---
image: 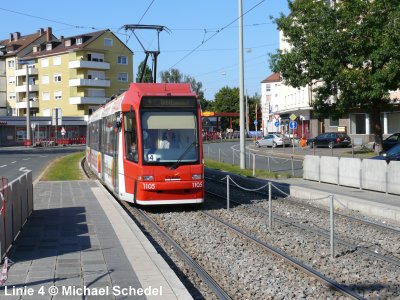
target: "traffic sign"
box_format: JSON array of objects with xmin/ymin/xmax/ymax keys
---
[
  {"xmin": 289, "ymin": 121, "xmax": 297, "ymax": 129},
  {"xmin": 253, "ymin": 120, "xmax": 258, "ymax": 125},
  {"xmin": 61, "ymin": 127, "xmax": 66, "ymax": 136},
  {"xmin": 290, "ymin": 113, "xmax": 297, "ymax": 121},
  {"xmin": 274, "ymin": 121, "xmax": 280, "ymax": 127}
]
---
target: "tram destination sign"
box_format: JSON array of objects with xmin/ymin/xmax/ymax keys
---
[{"xmin": 141, "ymin": 97, "xmax": 197, "ymax": 108}]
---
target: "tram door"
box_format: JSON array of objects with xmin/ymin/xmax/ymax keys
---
[{"xmin": 113, "ymin": 113, "xmax": 120, "ymax": 194}]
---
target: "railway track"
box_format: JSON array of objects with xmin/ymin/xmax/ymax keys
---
[
  {"xmin": 83, "ymin": 159, "xmax": 400, "ymax": 298},
  {"xmin": 204, "ymin": 173, "xmax": 400, "ymax": 299},
  {"xmin": 205, "ymin": 174, "xmax": 400, "ymax": 266}
]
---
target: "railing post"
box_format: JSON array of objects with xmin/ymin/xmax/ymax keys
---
[
  {"xmin": 329, "ymin": 194, "xmax": 335, "ymax": 259},
  {"xmin": 268, "ymin": 181, "xmax": 272, "ymax": 229},
  {"xmin": 252, "ymin": 154, "xmax": 255, "ymax": 177},
  {"xmin": 226, "ymin": 175, "xmax": 230, "ymax": 211}
]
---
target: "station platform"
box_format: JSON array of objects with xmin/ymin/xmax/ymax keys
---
[{"xmin": 0, "ymin": 181, "xmax": 192, "ymax": 300}]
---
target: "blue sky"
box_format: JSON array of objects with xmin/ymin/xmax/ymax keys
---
[{"xmin": 0, "ymin": 1, "xmax": 289, "ymax": 100}]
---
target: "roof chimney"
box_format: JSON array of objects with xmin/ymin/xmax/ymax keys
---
[
  {"xmin": 9, "ymin": 33, "xmax": 13, "ymax": 42},
  {"xmin": 46, "ymin": 27, "xmax": 52, "ymax": 42},
  {"xmin": 38, "ymin": 28, "xmax": 44, "ymax": 36},
  {"xmin": 14, "ymin": 32, "xmax": 21, "ymax": 40}
]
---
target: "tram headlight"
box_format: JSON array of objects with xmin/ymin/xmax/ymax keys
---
[
  {"xmin": 192, "ymin": 174, "xmax": 202, "ymax": 180},
  {"xmin": 139, "ymin": 175, "xmax": 154, "ymax": 181}
]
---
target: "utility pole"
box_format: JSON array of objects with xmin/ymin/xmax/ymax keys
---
[
  {"xmin": 239, "ymin": 0, "xmax": 246, "ymax": 169},
  {"xmin": 23, "ymin": 63, "xmax": 31, "ymax": 146}
]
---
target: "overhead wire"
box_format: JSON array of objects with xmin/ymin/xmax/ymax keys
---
[{"xmin": 168, "ymin": 0, "xmax": 266, "ymax": 70}]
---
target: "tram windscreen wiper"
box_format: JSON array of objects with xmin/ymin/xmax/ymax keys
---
[{"xmin": 169, "ymin": 141, "xmax": 198, "ymax": 170}]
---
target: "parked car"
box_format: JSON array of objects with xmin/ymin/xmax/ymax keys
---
[
  {"xmin": 382, "ymin": 132, "xmax": 400, "ymax": 151},
  {"xmin": 255, "ymin": 133, "xmax": 291, "ymax": 148},
  {"xmin": 370, "ymin": 143, "xmax": 400, "ymax": 163},
  {"xmin": 307, "ymin": 132, "xmax": 351, "ymax": 148}
]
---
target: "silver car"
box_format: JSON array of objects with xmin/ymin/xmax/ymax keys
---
[{"xmin": 255, "ymin": 133, "xmax": 291, "ymax": 148}]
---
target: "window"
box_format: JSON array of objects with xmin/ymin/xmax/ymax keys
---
[
  {"xmin": 46, "ymin": 43, "xmax": 52, "ymax": 51},
  {"xmin": 8, "ymin": 76, "xmax": 15, "ymax": 84},
  {"xmin": 53, "ymin": 56, "xmax": 61, "ymax": 65},
  {"xmin": 117, "ymin": 56, "xmax": 128, "ymax": 65},
  {"xmin": 124, "ymin": 112, "xmax": 138, "ymax": 163},
  {"xmin": 140, "ymin": 111, "xmax": 199, "ymax": 164},
  {"xmin": 266, "ymin": 84, "xmax": 271, "ymax": 92},
  {"xmin": 350, "ymin": 114, "xmax": 367, "ymax": 134},
  {"xmin": 8, "ymin": 60, "xmax": 15, "ymax": 68},
  {"xmin": 89, "ymin": 53, "xmax": 104, "ymax": 62},
  {"xmin": 54, "ymin": 91, "xmax": 62, "ymax": 100},
  {"xmin": 330, "ymin": 117, "xmax": 339, "ymax": 127},
  {"xmin": 8, "ymin": 92, "xmax": 16, "ymax": 100},
  {"xmin": 42, "ymin": 75, "xmax": 49, "ymax": 84},
  {"xmin": 76, "ymin": 37, "xmax": 83, "ymax": 45},
  {"xmin": 42, "ymin": 92, "xmax": 50, "ymax": 101},
  {"xmin": 104, "ymin": 38, "xmax": 113, "ymax": 47},
  {"xmin": 41, "ymin": 58, "xmax": 49, "ymax": 68},
  {"xmin": 53, "ymin": 74, "xmax": 62, "ymax": 83},
  {"xmin": 118, "ymin": 73, "xmax": 128, "ymax": 82}
]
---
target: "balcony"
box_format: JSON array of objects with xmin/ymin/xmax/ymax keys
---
[
  {"xmin": 69, "ymin": 78, "xmax": 110, "ymax": 88},
  {"xmin": 16, "ymin": 84, "xmax": 39, "ymax": 92},
  {"xmin": 16, "ymin": 99, "xmax": 39, "ymax": 109},
  {"xmin": 15, "ymin": 67, "xmax": 38, "ymax": 77},
  {"xmin": 69, "ymin": 96, "xmax": 107, "ymax": 105},
  {"xmin": 69, "ymin": 60, "xmax": 110, "ymax": 70}
]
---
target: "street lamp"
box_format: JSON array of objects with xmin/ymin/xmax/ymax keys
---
[{"xmin": 17, "ymin": 60, "xmax": 31, "ymax": 146}]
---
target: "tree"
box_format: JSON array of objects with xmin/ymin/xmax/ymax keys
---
[
  {"xmin": 214, "ymin": 87, "xmax": 240, "ymax": 130},
  {"xmin": 160, "ymin": 69, "xmax": 210, "ymax": 110},
  {"xmin": 136, "ymin": 61, "xmax": 153, "ymax": 83},
  {"xmin": 269, "ymin": 0, "xmax": 400, "ymax": 153}
]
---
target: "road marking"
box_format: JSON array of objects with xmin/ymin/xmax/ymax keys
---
[
  {"xmin": 22, "ymin": 158, "xmax": 30, "ymax": 161},
  {"xmin": 11, "ymin": 161, "xmax": 16, "ymax": 164},
  {"xmin": 0, "ymin": 165, "xmax": 6, "ymax": 168}
]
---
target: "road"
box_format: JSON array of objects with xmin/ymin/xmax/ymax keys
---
[
  {"xmin": 0, "ymin": 146, "xmax": 85, "ymax": 183},
  {"xmin": 204, "ymin": 141, "xmax": 304, "ymax": 177}
]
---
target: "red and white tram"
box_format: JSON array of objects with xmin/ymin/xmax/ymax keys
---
[{"xmin": 86, "ymin": 83, "xmax": 204, "ymax": 205}]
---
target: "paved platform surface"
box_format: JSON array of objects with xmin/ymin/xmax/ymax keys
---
[{"xmin": 0, "ymin": 181, "xmax": 191, "ymax": 300}]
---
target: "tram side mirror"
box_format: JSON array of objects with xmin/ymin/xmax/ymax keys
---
[{"xmin": 116, "ymin": 116, "xmax": 122, "ymax": 129}]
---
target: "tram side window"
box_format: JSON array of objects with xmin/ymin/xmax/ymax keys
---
[
  {"xmin": 90, "ymin": 121, "xmax": 100, "ymax": 151},
  {"xmin": 124, "ymin": 112, "xmax": 138, "ymax": 162},
  {"xmin": 102, "ymin": 115, "xmax": 116, "ymax": 156}
]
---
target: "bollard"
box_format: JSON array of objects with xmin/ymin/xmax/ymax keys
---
[
  {"xmin": 267, "ymin": 156, "xmax": 271, "ymax": 172},
  {"xmin": 226, "ymin": 175, "xmax": 230, "ymax": 211},
  {"xmin": 291, "ymin": 156, "xmax": 294, "ymax": 177},
  {"xmin": 329, "ymin": 194, "xmax": 335, "ymax": 259}
]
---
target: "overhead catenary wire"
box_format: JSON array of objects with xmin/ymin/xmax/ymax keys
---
[{"xmin": 168, "ymin": 0, "xmax": 266, "ymax": 70}]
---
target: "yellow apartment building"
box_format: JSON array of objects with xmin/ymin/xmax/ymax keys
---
[{"xmin": 22, "ymin": 28, "xmax": 133, "ymax": 118}]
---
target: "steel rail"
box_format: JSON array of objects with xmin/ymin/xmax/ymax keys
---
[
  {"xmin": 205, "ymin": 182, "xmax": 400, "ymax": 268},
  {"xmin": 132, "ymin": 207, "xmax": 232, "ymax": 300},
  {"xmin": 201, "ymin": 208, "xmax": 365, "ymax": 300},
  {"xmin": 205, "ymin": 174, "xmax": 400, "ymax": 234}
]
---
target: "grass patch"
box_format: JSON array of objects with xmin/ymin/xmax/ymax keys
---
[
  {"xmin": 205, "ymin": 158, "xmax": 292, "ymax": 179},
  {"xmin": 41, "ymin": 151, "xmax": 85, "ymax": 181}
]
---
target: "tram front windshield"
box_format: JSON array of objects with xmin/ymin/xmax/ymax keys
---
[{"xmin": 141, "ymin": 111, "xmax": 199, "ymax": 165}]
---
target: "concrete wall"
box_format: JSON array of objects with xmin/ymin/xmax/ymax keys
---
[
  {"xmin": 303, "ymin": 156, "xmax": 399, "ymax": 195},
  {"xmin": 0, "ymin": 171, "xmax": 33, "ymax": 259},
  {"xmin": 320, "ymin": 156, "xmax": 339, "ymax": 184}
]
